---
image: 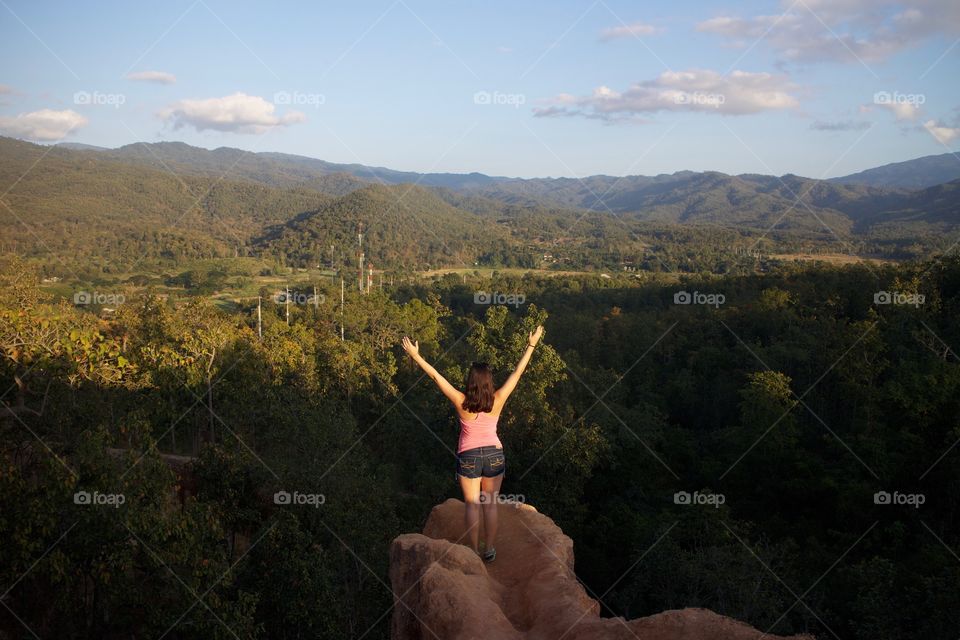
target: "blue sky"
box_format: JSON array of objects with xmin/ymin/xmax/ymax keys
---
[{"xmin": 1, "ymin": 0, "xmax": 958, "ymax": 178}]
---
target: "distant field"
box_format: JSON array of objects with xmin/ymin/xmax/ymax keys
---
[
  {"xmin": 422, "ymin": 266, "xmax": 654, "ymax": 278},
  {"xmin": 769, "ymin": 252, "xmax": 895, "ymax": 265},
  {"xmin": 423, "ymin": 267, "xmax": 592, "ymax": 277},
  {"xmin": 422, "ymin": 267, "xmax": 686, "ymax": 286}
]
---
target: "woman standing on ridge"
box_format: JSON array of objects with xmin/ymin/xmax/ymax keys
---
[{"xmin": 401, "ymin": 324, "xmax": 544, "ymax": 563}]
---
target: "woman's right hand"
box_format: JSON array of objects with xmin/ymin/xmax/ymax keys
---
[{"xmin": 528, "ymin": 325, "xmax": 544, "ymax": 347}]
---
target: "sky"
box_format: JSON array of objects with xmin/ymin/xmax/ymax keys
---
[{"xmin": 1, "ymin": 0, "xmax": 958, "ymax": 179}]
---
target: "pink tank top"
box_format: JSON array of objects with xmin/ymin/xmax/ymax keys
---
[{"xmin": 457, "ymin": 411, "xmax": 502, "ymax": 453}]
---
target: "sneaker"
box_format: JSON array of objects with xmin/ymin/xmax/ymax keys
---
[{"xmin": 482, "ymin": 546, "xmax": 496, "ymax": 562}]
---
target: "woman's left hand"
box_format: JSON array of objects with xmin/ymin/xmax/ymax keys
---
[
  {"xmin": 401, "ymin": 336, "xmax": 419, "ymax": 357},
  {"xmin": 528, "ymin": 325, "xmax": 544, "ymax": 347}
]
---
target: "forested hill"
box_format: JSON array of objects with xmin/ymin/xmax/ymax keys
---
[
  {"xmin": 104, "ymin": 140, "xmax": 372, "ymax": 196},
  {"xmin": 829, "ymin": 152, "xmax": 960, "ymax": 189},
  {"xmin": 255, "ymin": 183, "xmax": 521, "ymax": 270},
  {"xmin": 71, "ymin": 138, "xmax": 494, "ymax": 192},
  {"xmin": 850, "ymin": 178, "xmax": 960, "ymax": 231},
  {"xmin": 0, "ymin": 136, "xmax": 332, "ymax": 268}
]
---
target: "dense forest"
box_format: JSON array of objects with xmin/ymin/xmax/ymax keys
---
[{"xmin": 2, "ymin": 252, "xmax": 958, "ymax": 639}]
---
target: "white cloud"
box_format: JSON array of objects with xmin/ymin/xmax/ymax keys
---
[
  {"xmin": 159, "ymin": 92, "xmax": 306, "ymax": 134},
  {"xmin": 125, "ymin": 70, "xmax": 177, "ymax": 85},
  {"xmin": 534, "ymin": 69, "xmax": 799, "ymax": 121},
  {"xmin": 0, "ymin": 109, "xmax": 87, "ymax": 141},
  {"xmin": 697, "ymin": 0, "xmax": 960, "ymax": 64},
  {"xmin": 0, "ymin": 84, "xmax": 13, "ymax": 94},
  {"xmin": 879, "ymin": 100, "xmax": 922, "ymax": 120},
  {"xmin": 697, "ymin": 14, "xmax": 804, "ymax": 41},
  {"xmin": 599, "ymin": 22, "xmax": 660, "ymax": 41},
  {"xmin": 923, "ymin": 119, "xmax": 960, "ymax": 144},
  {"xmin": 811, "ymin": 119, "xmax": 871, "ymax": 131}
]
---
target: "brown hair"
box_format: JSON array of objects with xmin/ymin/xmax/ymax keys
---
[{"xmin": 462, "ymin": 362, "xmax": 495, "ymax": 413}]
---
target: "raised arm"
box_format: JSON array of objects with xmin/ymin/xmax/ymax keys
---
[
  {"xmin": 495, "ymin": 325, "xmax": 543, "ymax": 403},
  {"xmin": 401, "ymin": 336, "xmax": 464, "ymax": 408}
]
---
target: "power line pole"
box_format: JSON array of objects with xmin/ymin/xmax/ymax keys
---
[
  {"xmin": 357, "ymin": 222, "xmax": 364, "ymax": 294},
  {"xmin": 340, "ymin": 277, "xmax": 344, "ymax": 341},
  {"xmin": 285, "ymin": 287, "xmax": 290, "ymax": 326},
  {"xmin": 257, "ymin": 296, "xmax": 262, "ymax": 339}
]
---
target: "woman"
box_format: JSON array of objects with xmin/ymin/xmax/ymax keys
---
[{"xmin": 401, "ymin": 324, "xmax": 544, "ymax": 562}]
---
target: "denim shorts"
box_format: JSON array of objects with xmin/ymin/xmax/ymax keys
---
[{"xmin": 456, "ymin": 446, "xmax": 505, "ymax": 479}]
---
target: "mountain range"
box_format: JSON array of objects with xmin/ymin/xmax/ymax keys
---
[
  {"xmin": 46, "ymin": 138, "xmax": 960, "ymax": 229},
  {"xmin": 0, "ymin": 136, "xmax": 957, "ymax": 274},
  {"xmin": 61, "ymin": 138, "xmax": 960, "ymax": 196}
]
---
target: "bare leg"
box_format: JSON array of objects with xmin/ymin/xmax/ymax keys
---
[
  {"xmin": 480, "ymin": 473, "xmax": 504, "ymax": 551},
  {"xmin": 459, "ymin": 475, "xmax": 482, "ymax": 553}
]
